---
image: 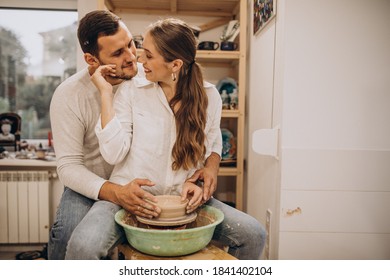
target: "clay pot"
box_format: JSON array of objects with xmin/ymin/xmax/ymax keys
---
[
  {"xmin": 152, "ymin": 195, "xmax": 188, "ymax": 219},
  {"xmin": 36, "ymin": 149, "xmax": 47, "ymax": 159}
]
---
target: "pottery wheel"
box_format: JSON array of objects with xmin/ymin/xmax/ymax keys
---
[{"xmin": 136, "ymin": 212, "xmax": 197, "ymax": 226}]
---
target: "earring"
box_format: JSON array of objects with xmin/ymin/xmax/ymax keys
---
[{"xmin": 171, "ymin": 72, "xmax": 177, "ymax": 81}]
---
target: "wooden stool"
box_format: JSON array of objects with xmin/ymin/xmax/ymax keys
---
[{"xmin": 117, "ymin": 243, "xmax": 237, "ymax": 260}]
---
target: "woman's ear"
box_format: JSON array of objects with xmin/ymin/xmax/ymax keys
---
[
  {"xmin": 84, "ymin": 53, "xmax": 100, "ymax": 66},
  {"xmin": 171, "ymin": 59, "xmax": 183, "ymax": 73}
]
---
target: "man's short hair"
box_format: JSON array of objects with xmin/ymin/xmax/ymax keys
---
[{"xmin": 77, "ymin": 10, "xmax": 121, "ymax": 57}]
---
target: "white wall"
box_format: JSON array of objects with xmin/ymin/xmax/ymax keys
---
[
  {"xmin": 246, "ymin": 0, "xmax": 284, "ymax": 260},
  {"xmin": 247, "ymin": 0, "xmax": 390, "ymax": 259},
  {"xmin": 282, "ymin": 0, "xmax": 390, "ymax": 150}
]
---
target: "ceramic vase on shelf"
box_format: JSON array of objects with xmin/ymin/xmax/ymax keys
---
[
  {"xmin": 220, "ymin": 90, "xmax": 230, "ymax": 109},
  {"xmin": 229, "ymin": 89, "xmax": 238, "ymax": 110}
]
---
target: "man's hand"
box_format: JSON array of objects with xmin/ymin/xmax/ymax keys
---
[
  {"xmin": 187, "ymin": 152, "xmax": 220, "ymax": 202},
  {"xmin": 99, "ymin": 178, "xmax": 161, "ymax": 219},
  {"xmin": 187, "ymin": 167, "xmax": 216, "ymax": 202}
]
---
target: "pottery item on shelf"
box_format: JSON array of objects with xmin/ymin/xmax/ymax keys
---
[
  {"xmin": 220, "ymin": 90, "xmax": 230, "ymax": 109},
  {"xmin": 229, "ymin": 89, "xmax": 238, "ymax": 109},
  {"xmin": 220, "ymin": 41, "xmax": 238, "ymax": 51},
  {"xmin": 35, "ymin": 149, "xmax": 47, "ymax": 159},
  {"xmin": 216, "ymin": 77, "xmax": 237, "ymax": 95},
  {"xmin": 115, "ymin": 205, "xmax": 224, "ymax": 257},
  {"xmin": 197, "ymin": 41, "xmax": 219, "ymax": 50},
  {"xmin": 220, "ymin": 20, "xmax": 240, "ymax": 41},
  {"xmin": 221, "ymin": 128, "xmax": 236, "ymax": 160}
]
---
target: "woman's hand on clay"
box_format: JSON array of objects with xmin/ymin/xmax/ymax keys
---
[{"xmin": 181, "ymin": 182, "xmax": 203, "ymax": 213}]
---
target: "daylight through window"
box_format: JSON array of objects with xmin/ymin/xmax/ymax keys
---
[{"xmin": 0, "ymin": 8, "xmax": 77, "ymax": 140}]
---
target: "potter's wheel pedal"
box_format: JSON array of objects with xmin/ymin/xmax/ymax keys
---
[{"xmin": 136, "ymin": 212, "xmax": 197, "ymax": 226}]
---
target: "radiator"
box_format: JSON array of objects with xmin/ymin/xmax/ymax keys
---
[{"xmin": 0, "ymin": 171, "xmax": 50, "ymax": 244}]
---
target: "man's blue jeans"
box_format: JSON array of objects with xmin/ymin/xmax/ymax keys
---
[{"xmin": 48, "ymin": 187, "xmax": 266, "ymax": 260}]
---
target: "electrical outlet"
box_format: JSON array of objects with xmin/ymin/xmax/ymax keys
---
[{"xmin": 265, "ymin": 209, "xmax": 272, "ymax": 260}]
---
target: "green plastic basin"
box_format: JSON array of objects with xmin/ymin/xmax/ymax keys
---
[{"xmin": 115, "ymin": 205, "xmax": 224, "ymax": 257}]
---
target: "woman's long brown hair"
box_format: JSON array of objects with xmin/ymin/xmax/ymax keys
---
[{"xmin": 148, "ymin": 18, "xmax": 208, "ymax": 170}]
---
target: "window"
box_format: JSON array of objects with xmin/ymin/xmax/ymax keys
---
[{"xmin": 0, "ymin": 8, "xmax": 77, "ymax": 140}]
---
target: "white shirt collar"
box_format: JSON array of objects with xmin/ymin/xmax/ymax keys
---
[{"xmin": 132, "ymin": 77, "xmax": 214, "ymax": 89}]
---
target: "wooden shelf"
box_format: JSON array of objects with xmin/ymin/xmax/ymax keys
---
[
  {"xmin": 137, "ymin": 49, "xmax": 239, "ymax": 62},
  {"xmin": 218, "ymin": 167, "xmax": 239, "ymax": 176},
  {"xmin": 222, "ymin": 110, "xmax": 240, "ymax": 118},
  {"xmin": 0, "ymin": 158, "xmax": 56, "ymax": 168},
  {"xmin": 196, "ymin": 51, "xmax": 240, "ymax": 66},
  {"xmin": 196, "ymin": 50, "xmax": 240, "ymax": 60},
  {"xmin": 106, "ymin": 0, "xmax": 240, "ymax": 17}
]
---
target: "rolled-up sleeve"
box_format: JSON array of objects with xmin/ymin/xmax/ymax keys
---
[{"xmin": 95, "ymin": 82, "xmax": 134, "ymax": 165}]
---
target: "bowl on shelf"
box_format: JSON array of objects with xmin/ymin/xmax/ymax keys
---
[
  {"xmin": 35, "ymin": 148, "xmax": 47, "ymax": 159},
  {"xmin": 216, "ymin": 77, "xmax": 237, "ymax": 94},
  {"xmin": 221, "ymin": 128, "xmax": 236, "ymax": 161},
  {"xmin": 115, "ymin": 205, "xmax": 224, "ymax": 257}
]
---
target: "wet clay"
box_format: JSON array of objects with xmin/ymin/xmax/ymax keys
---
[{"xmin": 123, "ymin": 209, "xmax": 216, "ymax": 230}]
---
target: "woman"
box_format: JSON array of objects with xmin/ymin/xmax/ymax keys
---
[
  {"xmin": 93, "ymin": 18, "xmax": 223, "ymax": 218},
  {"xmin": 93, "ymin": 18, "xmax": 266, "ymax": 260}
]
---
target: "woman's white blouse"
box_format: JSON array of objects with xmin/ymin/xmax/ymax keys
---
[{"xmin": 95, "ymin": 78, "xmax": 222, "ymax": 195}]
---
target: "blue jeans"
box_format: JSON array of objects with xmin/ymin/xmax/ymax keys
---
[
  {"xmin": 207, "ymin": 198, "xmax": 266, "ymax": 259},
  {"xmin": 48, "ymin": 187, "xmax": 266, "ymax": 260},
  {"xmin": 48, "ymin": 187, "xmax": 124, "ymax": 260}
]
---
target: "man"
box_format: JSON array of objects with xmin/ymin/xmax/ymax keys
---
[{"xmin": 49, "ymin": 10, "xmax": 265, "ymax": 260}]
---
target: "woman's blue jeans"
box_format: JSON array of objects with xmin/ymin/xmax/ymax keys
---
[{"xmin": 48, "ymin": 187, "xmax": 266, "ymax": 260}]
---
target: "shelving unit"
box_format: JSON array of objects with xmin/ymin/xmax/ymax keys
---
[{"xmin": 107, "ymin": 0, "xmax": 247, "ymax": 210}]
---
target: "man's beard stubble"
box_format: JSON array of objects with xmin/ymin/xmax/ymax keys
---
[
  {"xmin": 113, "ymin": 64, "xmax": 136, "ymax": 80},
  {"xmin": 98, "ymin": 59, "xmax": 137, "ymax": 81}
]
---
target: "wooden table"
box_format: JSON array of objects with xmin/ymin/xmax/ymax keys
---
[{"xmin": 117, "ymin": 243, "xmax": 237, "ymax": 260}]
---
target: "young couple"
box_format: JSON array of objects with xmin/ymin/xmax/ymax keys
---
[{"xmin": 49, "ymin": 10, "xmax": 265, "ymax": 260}]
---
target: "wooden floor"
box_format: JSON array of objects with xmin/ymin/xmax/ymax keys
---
[
  {"xmin": 0, "ymin": 244, "xmax": 45, "ymax": 260},
  {"xmin": 0, "ymin": 251, "xmax": 17, "ymax": 260}
]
